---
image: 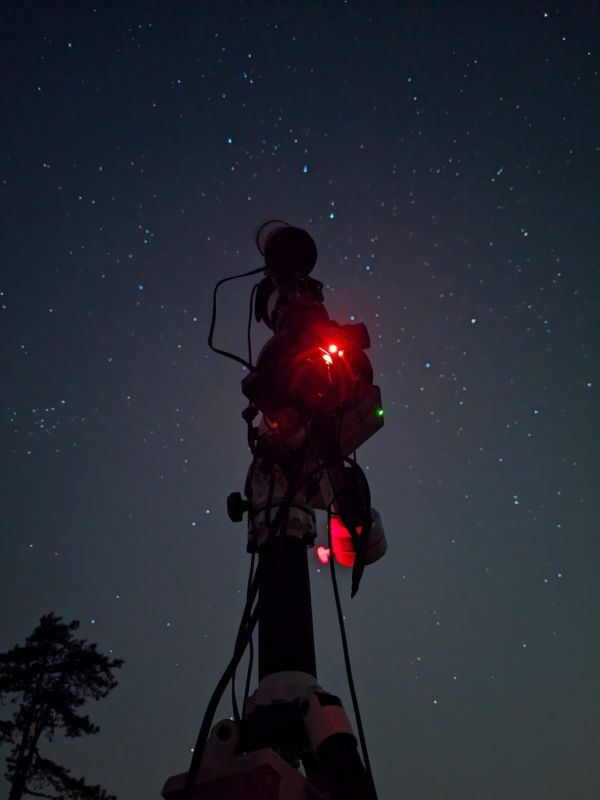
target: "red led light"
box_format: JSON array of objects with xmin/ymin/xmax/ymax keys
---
[
  {"xmin": 330, "ymin": 517, "xmax": 363, "ymax": 567},
  {"xmin": 316, "ymin": 546, "xmax": 331, "ymax": 564},
  {"xmin": 328, "ymin": 344, "xmax": 338, "ymax": 354}
]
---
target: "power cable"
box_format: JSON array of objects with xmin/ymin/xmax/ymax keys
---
[
  {"xmin": 208, "ymin": 266, "xmax": 265, "ymax": 370},
  {"xmin": 185, "ymin": 601, "xmax": 260, "ymax": 791},
  {"xmin": 231, "ymin": 549, "xmax": 256, "ymax": 723},
  {"xmin": 247, "ymin": 283, "xmax": 258, "ymax": 366},
  {"xmin": 327, "ymin": 506, "xmax": 377, "ymax": 798},
  {"xmin": 186, "ymin": 456, "xmax": 310, "ymax": 790},
  {"xmin": 242, "ymin": 551, "xmax": 256, "ymax": 719}
]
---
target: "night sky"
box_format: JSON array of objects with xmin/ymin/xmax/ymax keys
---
[{"xmin": 1, "ymin": 3, "xmax": 599, "ymax": 799}]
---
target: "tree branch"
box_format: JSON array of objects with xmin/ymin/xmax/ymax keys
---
[{"xmin": 24, "ymin": 788, "xmax": 58, "ymax": 799}]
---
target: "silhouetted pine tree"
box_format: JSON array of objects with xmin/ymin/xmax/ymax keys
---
[{"xmin": 0, "ymin": 613, "xmax": 123, "ymax": 800}]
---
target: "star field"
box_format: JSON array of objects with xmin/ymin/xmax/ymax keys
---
[{"xmin": 1, "ymin": 3, "xmax": 599, "ymax": 799}]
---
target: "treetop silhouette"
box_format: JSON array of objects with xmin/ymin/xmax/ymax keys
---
[{"xmin": 0, "ymin": 613, "xmax": 123, "ymax": 800}]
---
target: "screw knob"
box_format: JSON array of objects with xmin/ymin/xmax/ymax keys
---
[{"xmin": 227, "ymin": 492, "xmax": 249, "ymax": 522}]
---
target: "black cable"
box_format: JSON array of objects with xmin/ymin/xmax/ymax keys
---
[
  {"xmin": 242, "ymin": 636, "xmax": 254, "ymax": 718},
  {"xmin": 208, "ymin": 266, "xmax": 265, "ymax": 370},
  {"xmin": 327, "ymin": 506, "xmax": 377, "ymax": 798},
  {"xmin": 185, "ymin": 602, "xmax": 261, "ymax": 790},
  {"xmin": 231, "ymin": 667, "xmax": 240, "ymax": 723},
  {"xmin": 186, "ymin": 551, "xmax": 266, "ymax": 789},
  {"xmin": 231, "ymin": 459, "xmax": 263, "ymax": 722},
  {"xmin": 247, "ymin": 283, "xmax": 258, "ymax": 366},
  {"xmin": 231, "ymin": 549, "xmax": 256, "ymax": 723},
  {"xmin": 234, "ymin": 564, "xmax": 262, "ymax": 655},
  {"xmin": 231, "ymin": 547, "xmax": 257, "ymax": 722},
  {"xmin": 230, "ymin": 448, "xmax": 311, "ymax": 724},
  {"xmin": 242, "ymin": 553, "xmax": 256, "ymax": 720},
  {"xmin": 186, "ymin": 458, "xmax": 309, "ymax": 789}
]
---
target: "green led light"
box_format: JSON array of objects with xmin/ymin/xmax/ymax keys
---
[{"xmin": 376, "ymin": 407, "xmax": 384, "ymax": 417}]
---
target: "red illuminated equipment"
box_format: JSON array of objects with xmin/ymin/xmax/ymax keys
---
[
  {"xmin": 242, "ymin": 318, "xmax": 375, "ymax": 423},
  {"xmin": 329, "ymin": 510, "xmax": 386, "ymax": 568},
  {"xmin": 163, "ymin": 222, "xmax": 385, "ymax": 800},
  {"xmin": 242, "ymin": 300, "xmax": 384, "ymax": 458}
]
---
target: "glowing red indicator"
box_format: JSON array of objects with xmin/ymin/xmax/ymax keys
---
[
  {"xmin": 319, "ymin": 348, "xmax": 334, "ymax": 365},
  {"xmin": 316, "ymin": 546, "xmax": 331, "ymax": 565},
  {"xmin": 328, "ymin": 344, "xmax": 338, "ymax": 354}
]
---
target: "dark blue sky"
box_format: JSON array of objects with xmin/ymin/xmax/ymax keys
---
[{"xmin": 1, "ymin": 3, "xmax": 599, "ymax": 799}]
